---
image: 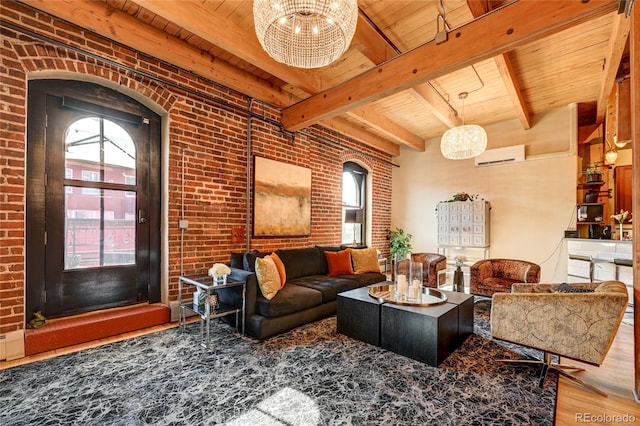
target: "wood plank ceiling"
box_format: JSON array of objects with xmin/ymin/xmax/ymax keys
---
[{"xmin": 18, "ymin": 0, "xmax": 630, "ymax": 156}]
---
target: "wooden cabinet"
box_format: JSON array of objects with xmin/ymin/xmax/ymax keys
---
[
  {"xmin": 606, "ymin": 79, "xmax": 631, "ymax": 146},
  {"xmin": 437, "ymin": 201, "xmax": 490, "ymax": 248},
  {"xmin": 615, "ymin": 165, "xmax": 633, "ymax": 214}
]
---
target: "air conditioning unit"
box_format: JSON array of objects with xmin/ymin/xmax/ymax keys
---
[{"xmin": 474, "ymin": 144, "xmax": 525, "ymax": 167}]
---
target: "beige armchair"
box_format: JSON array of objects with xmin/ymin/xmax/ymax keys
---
[
  {"xmin": 491, "ymin": 281, "xmax": 628, "ymax": 396},
  {"xmin": 470, "ymin": 258, "xmax": 540, "ymax": 296}
]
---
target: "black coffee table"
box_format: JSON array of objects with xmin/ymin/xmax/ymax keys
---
[{"xmin": 337, "ymin": 284, "xmax": 473, "ymax": 366}]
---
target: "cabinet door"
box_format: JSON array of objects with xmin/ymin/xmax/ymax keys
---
[
  {"xmin": 473, "ymin": 213, "xmax": 484, "ymax": 223},
  {"xmin": 615, "ymin": 165, "xmax": 632, "ymax": 215},
  {"xmin": 472, "ymin": 235, "xmax": 485, "ymax": 247}
]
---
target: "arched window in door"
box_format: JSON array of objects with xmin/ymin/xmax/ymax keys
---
[
  {"xmin": 342, "ymin": 162, "xmax": 367, "ymax": 246},
  {"xmin": 64, "ymin": 117, "xmax": 137, "ymax": 269}
]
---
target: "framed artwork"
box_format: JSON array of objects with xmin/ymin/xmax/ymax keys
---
[{"xmin": 253, "ymin": 156, "xmax": 312, "ymax": 236}]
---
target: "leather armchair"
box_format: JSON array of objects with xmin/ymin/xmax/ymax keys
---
[
  {"xmin": 491, "ymin": 281, "xmax": 628, "ymax": 395},
  {"xmin": 470, "ymin": 258, "xmax": 540, "ymax": 296},
  {"xmin": 410, "ymin": 253, "xmax": 446, "ymax": 288}
]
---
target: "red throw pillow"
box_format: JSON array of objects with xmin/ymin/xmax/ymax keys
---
[{"xmin": 325, "ymin": 249, "xmax": 354, "ymax": 276}]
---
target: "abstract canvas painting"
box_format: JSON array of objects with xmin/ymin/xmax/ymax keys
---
[{"xmin": 253, "ymin": 156, "xmax": 312, "ymax": 236}]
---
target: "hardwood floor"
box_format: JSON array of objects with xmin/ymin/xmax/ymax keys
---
[
  {"xmin": 555, "ymin": 321, "xmax": 640, "ymax": 425},
  {"xmin": 2, "ymin": 319, "xmax": 638, "ymax": 424}
]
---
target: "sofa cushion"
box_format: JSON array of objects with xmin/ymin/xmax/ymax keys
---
[
  {"xmin": 255, "ymin": 256, "xmax": 281, "ymax": 300},
  {"xmin": 315, "ymin": 246, "xmax": 343, "ymax": 274},
  {"xmin": 288, "ymin": 275, "xmax": 360, "ymax": 303},
  {"xmin": 243, "ymin": 250, "xmax": 267, "ymax": 272},
  {"xmin": 255, "ymin": 283, "xmax": 323, "ymax": 317},
  {"xmin": 350, "ymin": 247, "xmax": 380, "ymax": 274},
  {"xmin": 336, "ymin": 272, "xmax": 386, "ymax": 287},
  {"xmin": 325, "ymin": 249, "xmax": 354, "ymax": 276},
  {"xmin": 276, "ymin": 247, "xmax": 326, "ymax": 279},
  {"xmin": 229, "ymin": 252, "xmax": 244, "ymax": 269},
  {"xmin": 270, "ymin": 252, "xmax": 287, "ymax": 288}
]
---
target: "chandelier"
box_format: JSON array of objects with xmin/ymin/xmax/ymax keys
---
[
  {"xmin": 253, "ymin": 0, "xmax": 358, "ymax": 69},
  {"xmin": 440, "ymin": 92, "xmax": 487, "ymax": 160}
]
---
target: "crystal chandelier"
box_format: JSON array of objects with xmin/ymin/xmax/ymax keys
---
[
  {"xmin": 440, "ymin": 92, "xmax": 487, "ymax": 160},
  {"xmin": 253, "ymin": 0, "xmax": 358, "ymax": 69}
]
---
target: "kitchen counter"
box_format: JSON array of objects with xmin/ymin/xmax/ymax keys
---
[{"xmin": 565, "ymin": 239, "xmax": 632, "ymax": 285}]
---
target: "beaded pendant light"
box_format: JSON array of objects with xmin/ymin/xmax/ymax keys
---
[
  {"xmin": 440, "ymin": 92, "xmax": 487, "ymax": 160},
  {"xmin": 253, "ymin": 0, "xmax": 358, "ymax": 69}
]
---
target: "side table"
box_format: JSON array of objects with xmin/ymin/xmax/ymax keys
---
[{"xmin": 178, "ymin": 274, "xmax": 246, "ymax": 349}]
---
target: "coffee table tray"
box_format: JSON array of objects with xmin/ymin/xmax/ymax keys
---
[{"xmin": 368, "ymin": 283, "xmax": 448, "ymax": 307}]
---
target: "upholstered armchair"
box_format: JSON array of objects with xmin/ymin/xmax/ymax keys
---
[
  {"xmin": 470, "ymin": 259, "xmax": 540, "ymax": 296},
  {"xmin": 410, "ymin": 253, "xmax": 446, "ymax": 288},
  {"xmin": 491, "ymin": 281, "xmax": 628, "ymax": 395}
]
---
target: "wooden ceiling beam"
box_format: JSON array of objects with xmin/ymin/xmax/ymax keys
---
[
  {"xmin": 319, "ymin": 117, "xmax": 401, "ymax": 156},
  {"xmin": 346, "ymin": 107, "xmax": 424, "ymax": 150},
  {"xmin": 352, "ymin": 14, "xmax": 397, "ymax": 66},
  {"xmin": 595, "ymin": 12, "xmax": 631, "ymax": 122},
  {"xmin": 282, "ymin": 0, "xmax": 617, "ymax": 132},
  {"xmin": 20, "ymin": 0, "xmax": 291, "ymax": 107},
  {"xmin": 466, "ymin": 0, "xmax": 491, "ymax": 18},
  {"xmin": 354, "ymin": 11, "xmax": 462, "ymax": 129},
  {"xmin": 493, "ymin": 53, "xmax": 532, "ymax": 129},
  {"xmin": 468, "ymin": 0, "xmax": 531, "ymax": 130},
  {"xmin": 134, "ymin": 0, "xmax": 422, "ymax": 150},
  {"xmin": 20, "ymin": 0, "xmax": 412, "ymax": 152},
  {"xmin": 133, "ymin": 0, "xmax": 322, "ymax": 96}
]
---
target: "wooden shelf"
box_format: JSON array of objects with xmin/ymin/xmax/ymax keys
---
[{"xmin": 577, "ymin": 181, "xmax": 604, "ymax": 187}]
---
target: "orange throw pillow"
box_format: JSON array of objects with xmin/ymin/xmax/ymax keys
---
[
  {"xmin": 325, "ymin": 249, "xmax": 354, "ymax": 276},
  {"xmin": 271, "ymin": 252, "xmax": 287, "ymax": 288}
]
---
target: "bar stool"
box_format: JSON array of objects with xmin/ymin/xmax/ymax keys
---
[
  {"xmin": 613, "ymin": 258, "xmax": 632, "ymax": 281},
  {"xmin": 568, "ymin": 254, "xmax": 594, "ymax": 281}
]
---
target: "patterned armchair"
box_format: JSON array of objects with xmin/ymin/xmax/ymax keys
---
[
  {"xmin": 491, "ymin": 281, "xmax": 628, "ymax": 395},
  {"xmin": 470, "ymin": 258, "xmax": 540, "ymax": 296},
  {"xmin": 410, "ymin": 253, "xmax": 446, "ymax": 288}
]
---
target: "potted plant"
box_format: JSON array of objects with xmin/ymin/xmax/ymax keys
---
[
  {"xmin": 435, "ymin": 192, "xmax": 481, "ymax": 214},
  {"xmin": 388, "ymin": 227, "xmax": 412, "ymax": 281},
  {"xmin": 388, "ymin": 227, "xmax": 413, "ymax": 260},
  {"xmin": 585, "ymin": 165, "xmax": 602, "ymax": 183}
]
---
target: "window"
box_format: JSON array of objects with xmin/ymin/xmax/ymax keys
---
[
  {"xmin": 65, "ymin": 168, "xmax": 73, "ymax": 193},
  {"xmin": 81, "ymin": 170, "xmax": 100, "ymax": 195},
  {"xmin": 342, "ymin": 162, "xmax": 367, "ymax": 246},
  {"xmin": 124, "ymin": 174, "xmax": 136, "ymax": 197},
  {"xmin": 64, "ymin": 117, "xmax": 137, "ymax": 269}
]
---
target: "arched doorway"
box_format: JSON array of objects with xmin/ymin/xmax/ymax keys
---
[{"xmin": 26, "ymin": 80, "xmax": 161, "ymax": 318}]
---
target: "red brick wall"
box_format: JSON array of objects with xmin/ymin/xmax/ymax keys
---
[{"xmin": 0, "ymin": 2, "xmax": 392, "ymax": 332}]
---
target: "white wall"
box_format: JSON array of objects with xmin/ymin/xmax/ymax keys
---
[{"xmin": 391, "ymin": 105, "xmax": 579, "ymax": 282}]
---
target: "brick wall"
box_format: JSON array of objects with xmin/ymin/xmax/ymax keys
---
[{"xmin": 0, "ymin": 2, "xmax": 392, "ymax": 332}]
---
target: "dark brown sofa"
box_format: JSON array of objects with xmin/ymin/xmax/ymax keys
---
[{"xmin": 219, "ymin": 246, "xmax": 385, "ymax": 339}]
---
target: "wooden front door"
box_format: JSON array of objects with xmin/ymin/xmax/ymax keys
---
[{"xmin": 26, "ymin": 80, "xmax": 161, "ymax": 318}]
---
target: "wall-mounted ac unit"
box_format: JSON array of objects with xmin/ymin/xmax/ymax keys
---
[{"xmin": 474, "ymin": 144, "xmax": 525, "ymax": 167}]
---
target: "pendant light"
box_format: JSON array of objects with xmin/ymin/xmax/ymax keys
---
[
  {"xmin": 440, "ymin": 92, "xmax": 487, "ymax": 160},
  {"xmin": 253, "ymin": 0, "xmax": 358, "ymax": 69}
]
